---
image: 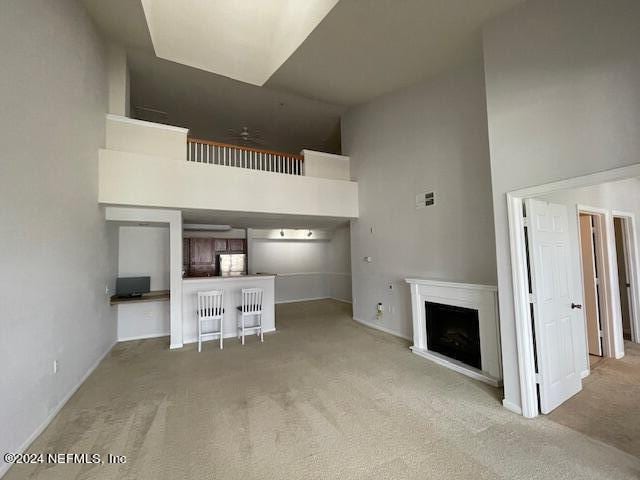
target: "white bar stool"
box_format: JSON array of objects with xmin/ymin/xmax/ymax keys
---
[
  {"xmin": 236, "ymin": 288, "xmax": 264, "ymax": 345},
  {"xmin": 197, "ymin": 290, "xmax": 224, "ymax": 351}
]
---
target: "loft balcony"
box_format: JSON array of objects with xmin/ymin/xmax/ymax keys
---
[{"xmin": 98, "ymin": 114, "xmax": 358, "ymax": 219}]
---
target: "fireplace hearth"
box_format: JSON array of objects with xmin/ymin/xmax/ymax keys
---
[{"xmin": 425, "ymin": 301, "xmax": 481, "ymax": 369}]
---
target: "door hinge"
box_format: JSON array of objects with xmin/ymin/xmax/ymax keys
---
[
  {"xmin": 528, "ymin": 293, "xmax": 536, "ymax": 304},
  {"xmin": 599, "ymin": 330, "xmax": 604, "ymax": 338},
  {"xmin": 523, "ymin": 217, "xmax": 530, "ymax": 227},
  {"xmin": 595, "ymin": 277, "xmax": 600, "ymax": 286},
  {"xmin": 535, "ymin": 373, "xmax": 541, "ymax": 384}
]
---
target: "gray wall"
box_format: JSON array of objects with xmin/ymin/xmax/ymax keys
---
[
  {"xmin": 0, "ymin": 0, "xmax": 116, "ymax": 470},
  {"xmin": 342, "ymin": 52, "xmax": 497, "ymax": 339},
  {"xmin": 483, "ymin": 0, "xmax": 640, "ymax": 410}
]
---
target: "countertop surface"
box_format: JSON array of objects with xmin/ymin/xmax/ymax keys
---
[
  {"xmin": 110, "ymin": 290, "xmax": 170, "ymax": 305},
  {"xmin": 183, "ymin": 274, "xmax": 275, "ymax": 282}
]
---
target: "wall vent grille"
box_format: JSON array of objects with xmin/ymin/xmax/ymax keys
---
[{"xmin": 416, "ymin": 191, "xmax": 435, "ymax": 209}]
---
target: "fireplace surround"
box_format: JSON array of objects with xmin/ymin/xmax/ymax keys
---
[{"xmin": 405, "ymin": 278, "xmax": 501, "ymax": 386}]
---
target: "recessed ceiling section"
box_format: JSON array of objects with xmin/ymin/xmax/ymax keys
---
[{"xmin": 141, "ymin": 0, "xmax": 339, "ymax": 86}]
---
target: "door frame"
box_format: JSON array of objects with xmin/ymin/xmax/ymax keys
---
[
  {"xmin": 576, "ymin": 206, "xmax": 617, "ymax": 362},
  {"xmin": 506, "ymin": 163, "xmax": 640, "ymax": 418},
  {"xmin": 611, "ymin": 211, "xmax": 640, "ymax": 343}
]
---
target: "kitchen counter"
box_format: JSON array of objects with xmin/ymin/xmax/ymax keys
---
[
  {"xmin": 182, "ymin": 275, "xmax": 275, "ymax": 344},
  {"xmin": 183, "ymin": 274, "xmax": 275, "ymax": 282}
]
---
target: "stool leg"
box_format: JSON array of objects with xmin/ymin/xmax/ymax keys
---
[
  {"xmin": 198, "ymin": 317, "xmax": 202, "ymax": 353},
  {"xmin": 242, "ymin": 316, "xmax": 245, "ymax": 346},
  {"xmin": 220, "ymin": 318, "xmax": 223, "ymax": 350},
  {"xmin": 260, "ymin": 314, "xmax": 264, "ymax": 342}
]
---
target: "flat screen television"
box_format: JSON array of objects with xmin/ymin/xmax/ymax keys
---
[{"xmin": 115, "ymin": 276, "xmax": 151, "ymax": 298}]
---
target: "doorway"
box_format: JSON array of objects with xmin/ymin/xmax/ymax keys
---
[
  {"xmin": 577, "ymin": 209, "xmax": 612, "ymax": 362},
  {"xmin": 506, "ymin": 165, "xmax": 640, "ymax": 418},
  {"xmin": 613, "ymin": 214, "xmax": 640, "ymax": 343}
]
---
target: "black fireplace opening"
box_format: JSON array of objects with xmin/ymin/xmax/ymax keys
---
[{"xmin": 425, "ymin": 301, "xmax": 481, "ymax": 369}]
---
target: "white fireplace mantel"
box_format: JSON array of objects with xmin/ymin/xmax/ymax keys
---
[{"xmin": 405, "ymin": 278, "xmax": 502, "ymax": 386}]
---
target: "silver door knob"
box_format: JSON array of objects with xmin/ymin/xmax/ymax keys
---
[{"xmin": 571, "ymin": 303, "xmax": 583, "ymax": 310}]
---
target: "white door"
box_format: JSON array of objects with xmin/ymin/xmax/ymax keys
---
[{"xmin": 525, "ymin": 199, "xmax": 584, "ymax": 413}]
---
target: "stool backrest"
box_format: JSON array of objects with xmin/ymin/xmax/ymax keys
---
[
  {"xmin": 198, "ymin": 290, "xmax": 224, "ymax": 318},
  {"xmin": 241, "ymin": 288, "xmax": 263, "ymax": 314}
]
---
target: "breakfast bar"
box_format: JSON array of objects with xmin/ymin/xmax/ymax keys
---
[{"xmin": 182, "ymin": 274, "xmax": 276, "ymax": 344}]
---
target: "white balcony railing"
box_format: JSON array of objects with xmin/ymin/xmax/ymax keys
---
[{"xmin": 187, "ymin": 137, "xmax": 304, "ymax": 176}]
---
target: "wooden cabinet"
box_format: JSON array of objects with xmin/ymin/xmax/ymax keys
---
[
  {"xmin": 228, "ymin": 239, "xmax": 245, "ymax": 253},
  {"xmin": 183, "ymin": 237, "xmax": 247, "ymax": 277},
  {"xmin": 182, "ymin": 238, "xmax": 190, "ymax": 273},
  {"xmin": 214, "ymin": 239, "xmax": 228, "ymax": 252},
  {"xmin": 190, "ymin": 238, "xmax": 216, "ymax": 277}
]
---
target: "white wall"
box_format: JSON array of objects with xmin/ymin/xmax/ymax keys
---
[
  {"xmin": 483, "ymin": 0, "xmax": 640, "ymax": 412},
  {"xmin": 99, "ymin": 149, "xmax": 359, "ymax": 219},
  {"xmin": 248, "ymin": 225, "xmax": 352, "ymax": 303},
  {"xmin": 327, "ymin": 224, "xmax": 352, "ymax": 303},
  {"xmin": 341, "ymin": 52, "xmax": 497, "ymax": 339},
  {"xmin": 0, "ymin": 0, "xmax": 116, "ymax": 475},
  {"xmin": 302, "ymin": 150, "xmax": 350, "ymax": 181},
  {"xmin": 107, "ymin": 43, "xmax": 130, "ymax": 117},
  {"xmin": 117, "ymin": 226, "xmax": 170, "ymax": 341},
  {"xmin": 119, "ymin": 226, "xmax": 170, "ymax": 290},
  {"xmin": 106, "ymin": 207, "xmax": 183, "ymax": 348},
  {"xmin": 105, "ymin": 115, "xmax": 188, "ymax": 161}
]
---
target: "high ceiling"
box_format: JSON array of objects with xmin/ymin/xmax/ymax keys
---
[
  {"xmin": 266, "ymin": 0, "xmax": 523, "ymax": 106},
  {"xmin": 128, "ymin": 49, "xmax": 344, "ymax": 154},
  {"xmin": 83, "ymin": 0, "xmax": 523, "ymax": 151}
]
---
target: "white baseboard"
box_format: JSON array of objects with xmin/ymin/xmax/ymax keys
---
[
  {"xmin": 581, "ymin": 369, "xmax": 590, "ymax": 379},
  {"xmin": 118, "ymin": 332, "xmax": 169, "ymax": 342},
  {"xmin": 352, "ymin": 316, "xmax": 412, "ymax": 341},
  {"xmin": 330, "ymin": 297, "xmax": 352, "ymax": 304},
  {"xmin": 0, "ymin": 338, "xmax": 117, "ymax": 479},
  {"xmin": 276, "ymin": 296, "xmax": 328, "ymax": 304},
  {"xmin": 502, "ymin": 399, "xmax": 523, "ymax": 415}
]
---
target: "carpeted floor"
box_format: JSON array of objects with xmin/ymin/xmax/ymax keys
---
[
  {"xmin": 548, "ymin": 342, "xmax": 640, "ymax": 458},
  {"xmin": 5, "ymin": 300, "xmax": 640, "ymax": 479}
]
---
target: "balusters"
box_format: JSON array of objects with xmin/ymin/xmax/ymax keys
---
[{"xmin": 186, "ymin": 139, "xmax": 304, "ymax": 175}]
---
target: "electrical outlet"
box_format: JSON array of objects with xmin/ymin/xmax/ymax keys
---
[{"xmin": 53, "ymin": 360, "xmax": 58, "ymax": 374}]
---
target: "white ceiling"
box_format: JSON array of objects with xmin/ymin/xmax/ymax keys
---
[
  {"xmin": 82, "ymin": 0, "xmax": 525, "ymax": 150},
  {"xmin": 141, "ymin": 0, "xmax": 339, "ymax": 86},
  {"xmin": 128, "ymin": 49, "xmax": 344, "ymax": 153},
  {"xmin": 266, "ymin": 0, "xmax": 524, "ymax": 105}
]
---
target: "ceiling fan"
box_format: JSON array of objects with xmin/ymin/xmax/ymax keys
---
[{"xmin": 227, "ymin": 126, "xmax": 265, "ymax": 146}]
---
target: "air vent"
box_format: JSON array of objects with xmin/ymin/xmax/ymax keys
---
[{"xmin": 415, "ymin": 191, "xmax": 435, "ymax": 209}]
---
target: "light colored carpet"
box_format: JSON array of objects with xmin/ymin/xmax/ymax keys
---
[
  {"xmin": 548, "ymin": 341, "xmax": 640, "ymax": 458},
  {"xmin": 5, "ymin": 300, "xmax": 640, "ymax": 479}
]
